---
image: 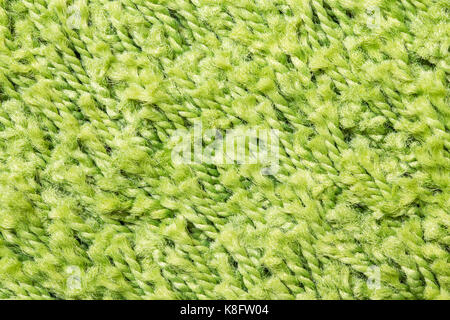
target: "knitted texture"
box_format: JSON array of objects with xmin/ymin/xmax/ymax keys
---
[{"xmin": 0, "ymin": 0, "xmax": 449, "ymax": 300}]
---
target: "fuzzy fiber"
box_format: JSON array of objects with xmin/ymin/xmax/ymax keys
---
[{"xmin": 0, "ymin": 0, "xmax": 449, "ymax": 300}]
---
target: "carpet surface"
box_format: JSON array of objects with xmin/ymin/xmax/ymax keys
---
[{"xmin": 0, "ymin": 0, "xmax": 449, "ymax": 300}]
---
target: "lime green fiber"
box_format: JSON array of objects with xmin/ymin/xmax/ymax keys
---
[{"xmin": 0, "ymin": 0, "xmax": 449, "ymax": 300}]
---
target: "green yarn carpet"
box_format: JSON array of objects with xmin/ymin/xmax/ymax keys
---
[{"xmin": 0, "ymin": 0, "xmax": 449, "ymax": 300}]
